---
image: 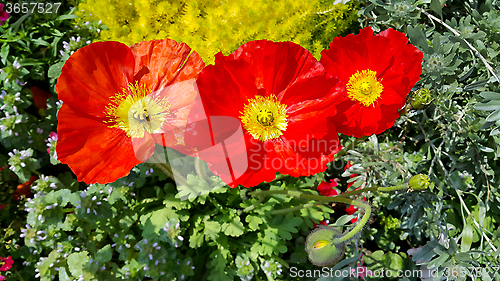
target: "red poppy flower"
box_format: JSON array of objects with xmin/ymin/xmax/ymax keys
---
[
  {"xmin": 13, "ymin": 175, "xmax": 38, "ymax": 198},
  {"xmin": 30, "ymin": 86, "xmax": 52, "ymax": 110},
  {"xmin": 317, "ymin": 180, "xmax": 339, "ymax": 197},
  {"xmin": 312, "ymin": 220, "xmax": 329, "ymax": 228},
  {"xmin": 0, "ymin": 256, "xmax": 13, "ymax": 271},
  {"xmin": 320, "ymin": 27, "xmax": 423, "ymax": 138},
  {"xmin": 186, "ymin": 40, "xmax": 342, "ymax": 188},
  {"xmin": 56, "ymin": 40, "xmax": 204, "ymax": 184}
]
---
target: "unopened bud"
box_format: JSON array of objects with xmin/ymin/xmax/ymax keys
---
[
  {"xmin": 409, "ymin": 88, "xmax": 433, "ymax": 110},
  {"xmin": 409, "ymin": 174, "xmax": 430, "ymax": 191},
  {"xmin": 305, "ymin": 226, "xmax": 345, "ymax": 266}
]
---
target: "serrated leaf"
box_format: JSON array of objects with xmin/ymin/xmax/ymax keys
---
[
  {"xmin": 223, "ymin": 216, "xmax": 244, "ymax": 237},
  {"xmin": 275, "ymin": 213, "xmax": 302, "ymax": 240},
  {"xmin": 204, "ymin": 220, "xmax": 221, "ymax": 239},
  {"xmin": 189, "ymin": 230, "xmax": 204, "ymax": 248},
  {"xmin": 245, "ymin": 215, "xmax": 263, "ymax": 231},
  {"xmin": 140, "ymin": 208, "xmax": 177, "ymax": 238}
]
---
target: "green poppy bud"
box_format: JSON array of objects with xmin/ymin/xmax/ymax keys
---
[
  {"xmin": 409, "ymin": 174, "xmax": 430, "ymax": 191},
  {"xmin": 409, "ymin": 88, "xmax": 433, "ymax": 110},
  {"xmin": 305, "ymin": 226, "xmax": 346, "ymax": 266}
]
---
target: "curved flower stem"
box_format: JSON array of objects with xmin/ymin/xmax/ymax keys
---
[
  {"xmin": 416, "ymin": 7, "xmax": 500, "ymax": 83},
  {"xmin": 335, "ymin": 135, "xmax": 369, "ymax": 159},
  {"xmin": 329, "ymin": 198, "xmax": 371, "ymax": 244},
  {"xmin": 293, "ymin": 193, "xmax": 371, "ymax": 244}
]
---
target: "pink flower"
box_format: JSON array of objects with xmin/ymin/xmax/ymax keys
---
[
  {"xmin": 351, "ymin": 255, "xmax": 373, "ymax": 280},
  {"xmin": 46, "ymin": 132, "xmax": 58, "ymax": 155},
  {"xmin": 0, "ymin": 204, "xmax": 5, "ymax": 210},
  {"xmin": 0, "ymin": 4, "xmax": 10, "ymax": 24},
  {"xmin": 0, "ymin": 256, "xmax": 13, "ymax": 271}
]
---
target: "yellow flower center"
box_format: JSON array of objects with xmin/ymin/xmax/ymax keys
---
[
  {"xmin": 239, "ymin": 95, "xmax": 288, "ymax": 141},
  {"xmin": 104, "ymin": 82, "xmax": 170, "ymax": 138},
  {"xmin": 346, "ymin": 69, "xmax": 384, "ymax": 107}
]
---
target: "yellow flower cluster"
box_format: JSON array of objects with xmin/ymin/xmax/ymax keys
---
[{"xmin": 76, "ymin": 0, "xmax": 360, "ymax": 63}]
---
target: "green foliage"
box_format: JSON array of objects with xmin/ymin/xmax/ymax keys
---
[{"xmin": 75, "ymin": 0, "xmax": 360, "ymax": 63}]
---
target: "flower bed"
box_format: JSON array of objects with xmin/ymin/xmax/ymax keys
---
[{"xmin": 1, "ymin": 0, "xmax": 500, "ymax": 280}]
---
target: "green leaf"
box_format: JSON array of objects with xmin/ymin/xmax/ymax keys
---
[
  {"xmin": 407, "ymin": 25, "xmax": 429, "ymax": 53},
  {"xmin": 48, "ymin": 62, "xmax": 64, "ymax": 79},
  {"xmin": 430, "ymin": 0, "xmax": 442, "ymax": 18},
  {"xmin": 67, "ymin": 251, "xmax": 90, "ymax": 277},
  {"xmin": 56, "ymin": 14, "xmax": 78, "ymax": 21},
  {"xmin": 486, "ymin": 110, "xmax": 500, "ymax": 122},
  {"xmin": 204, "ymin": 220, "xmax": 222, "ymax": 239},
  {"xmin": 222, "ymin": 216, "xmax": 244, "ymax": 237},
  {"xmin": 58, "ymin": 267, "xmax": 71, "ymax": 281},
  {"xmin": 140, "ymin": 207, "xmax": 177, "ymax": 239},
  {"xmin": 245, "ymin": 215, "xmax": 263, "ymax": 231},
  {"xmin": 0, "ymin": 44, "xmax": 9, "ymax": 64},
  {"xmin": 461, "ymin": 223, "xmax": 474, "ymax": 252},
  {"xmin": 464, "ymin": 79, "xmax": 488, "ymax": 91},
  {"xmin": 275, "ymin": 213, "xmax": 302, "ymax": 240},
  {"xmin": 95, "ymin": 245, "xmax": 112, "ymax": 263},
  {"xmin": 475, "ymin": 100, "xmax": 500, "ymax": 111},
  {"xmin": 189, "ymin": 230, "xmax": 204, "ymax": 248},
  {"xmin": 480, "ymin": 91, "xmax": 500, "ymax": 100}
]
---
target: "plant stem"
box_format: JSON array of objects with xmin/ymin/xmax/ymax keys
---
[
  {"xmin": 248, "ymin": 184, "xmax": 408, "ymax": 199},
  {"xmin": 335, "ymin": 184, "xmax": 408, "ymax": 198},
  {"xmin": 269, "ymin": 201, "xmax": 320, "ymax": 215}
]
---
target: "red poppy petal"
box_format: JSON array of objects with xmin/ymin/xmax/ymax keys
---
[
  {"xmin": 56, "ymin": 41, "xmax": 135, "ymax": 118},
  {"xmin": 30, "ymin": 86, "xmax": 52, "ymax": 110},
  {"xmin": 232, "ymin": 40, "xmax": 325, "ymax": 96},
  {"xmin": 151, "ymin": 78, "xmax": 199, "ymax": 148},
  {"xmin": 129, "ymin": 39, "xmax": 205, "ymax": 91},
  {"xmin": 56, "ymin": 105, "xmax": 144, "ymax": 184}
]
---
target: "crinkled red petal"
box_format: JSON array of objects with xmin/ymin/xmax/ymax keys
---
[
  {"xmin": 56, "ymin": 41, "xmax": 135, "ymax": 118},
  {"xmin": 129, "ymin": 39, "xmax": 205, "ymax": 91}
]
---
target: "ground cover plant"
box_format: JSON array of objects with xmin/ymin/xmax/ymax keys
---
[{"xmin": 1, "ymin": 0, "xmax": 500, "ymax": 280}]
